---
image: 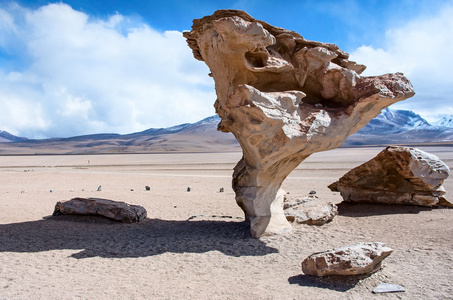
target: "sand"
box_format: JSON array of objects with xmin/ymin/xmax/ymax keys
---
[{"xmin": 0, "ymin": 146, "xmax": 452, "ymax": 299}]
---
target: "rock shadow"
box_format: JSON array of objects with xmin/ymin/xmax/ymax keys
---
[
  {"xmin": 288, "ymin": 273, "xmax": 371, "ymax": 292},
  {"xmin": 337, "ymin": 202, "xmax": 432, "ymax": 218},
  {"xmin": 0, "ymin": 215, "xmax": 278, "ymax": 259}
]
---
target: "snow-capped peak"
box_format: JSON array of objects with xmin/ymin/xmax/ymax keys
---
[{"xmin": 433, "ymin": 115, "xmax": 453, "ymax": 128}]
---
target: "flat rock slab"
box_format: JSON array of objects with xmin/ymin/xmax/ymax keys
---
[
  {"xmin": 302, "ymin": 242, "xmax": 393, "ymax": 276},
  {"xmin": 372, "ymin": 282, "xmax": 405, "ymax": 293},
  {"xmin": 53, "ymin": 197, "xmax": 147, "ymax": 223},
  {"xmin": 284, "ymin": 197, "xmax": 337, "ymax": 225}
]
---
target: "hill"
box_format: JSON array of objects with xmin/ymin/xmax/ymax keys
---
[{"xmin": 1, "ymin": 109, "xmax": 452, "ymax": 154}]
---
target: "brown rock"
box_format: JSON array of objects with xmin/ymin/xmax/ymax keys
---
[
  {"xmin": 329, "ymin": 146, "xmax": 450, "ymax": 207},
  {"xmin": 53, "ymin": 197, "xmax": 147, "ymax": 222},
  {"xmin": 302, "ymin": 242, "xmax": 393, "ymax": 276},
  {"xmin": 184, "ymin": 10, "xmax": 414, "ymax": 238},
  {"xmin": 284, "ymin": 197, "xmax": 338, "ymax": 225}
]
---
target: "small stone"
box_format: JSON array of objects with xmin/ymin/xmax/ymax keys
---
[
  {"xmin": 21, "ymin": 190, "xmax": 25, "ymax": 194},
  {"xmin": 70, "ymin": 189, "xmax": 74, "ymax": 192},
  {"xmin": 130, "ymin": 189, "xmax": 134, "ymax": 192},
  {"xmin": 97, "ymin": 185, "xmax": 102, "ymax": 191},
  {"xmin": 372, "ymin": 282, "xmax": 405, "ymax": 293},
  {"xmin": 187, "ymin": 187, "xmax": 192, "ymax": 192},
  {"xmin": 220, "ymin": 187, "xmax": 224, "ymax": 193},
  {"xmin": 50, "ymin": 189, "xmax": 55, "ymax": 193},
  {"xmin": 145, "ymin": 186, "xmax": 151, "ymax": 191},
  {"xmin": 309, "ymin": 190, "xmax": 316, "ymax": 195}
]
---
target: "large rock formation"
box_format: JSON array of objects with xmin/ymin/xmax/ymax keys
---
[
  {"xmin": 302, "ymin": 242, "xmax": 393, "ymax": 276},
  {"xmin": 329, "ymin": 146, "xmax": 450, "ymax": 207},
  {"xmin": 184, "ymin": 10, "xmax": 415, "ymax": 238},
  {"xmin": 53, "ymin": 197, "xmax": 147, "ymax": 222}
]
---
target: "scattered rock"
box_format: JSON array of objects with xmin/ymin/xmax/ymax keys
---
[
  {"xmin": 50, "ymin": 189, "xmax": 55, "ymax": 193},
  {"xmin": 20, "ymin": 190, "xmax": 25, "ymax": 194},
  {"xmin": 187, "ymin": 187, "xmax": 192, "ymax": 192},
  {"xmin": 97, "ymin": 185, "xmax": 102, "ymax": 192},
  {"xmin": 130, "ymin": 189, "xmax": 134, "ymax": 192},
  {"xmin": 145, "ymin": 185, "xmax": 151, "ymax": 191},
  {"xmin": 184, "ymin": 10, "xmax": 414, "ymax": 238},
  {"xmin": 219, "ymin": 187, "xmax": 224, "ymax": 193},
  {"xmin": 309, "ymin": 190, "xmax": 317, "ymax": 195},
  {"xmin": 372, "ymin": 282, "xmax": 405, "ymax": 294},
  {"xmin": 329, "ymin": 146, "xmax": 450, "ymax": 207},
  {"xmin": 302, "ymin": 242, "xmax": 393, "ymax": 276},
  {"xmin": 70, "ymin": 189, "xmax": 74, "ymax": 192},
  {"xmin": 284, "ymin": 197, "xmax": 337, "ymax": 225},
  {"xmin": 53, "ymin": 197, "xmax": 147, "ymax": 223}
]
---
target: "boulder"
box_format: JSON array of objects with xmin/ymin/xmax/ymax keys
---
[
  {"xmin": 184, "ymin": 10, "xmax": 414, "ymax": 238},
  {"xmin": 302, "ymin": 242, "xmax": 393, "ymax": 276},
  {"xmin": 329, "ymin": 146, "xmax": 450, "ymax": 207},
  {"xmin": 284, "ymin": 197, "xmax": 337, "ymax": 225},
  {"xmin": 53, "ymin": 197, "xmax": 147, "ymax": 223}
]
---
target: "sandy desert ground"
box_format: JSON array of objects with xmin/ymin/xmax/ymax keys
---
[{"xmin": 0, "ymin": 146, "xmax": 452, "ymax": 299}]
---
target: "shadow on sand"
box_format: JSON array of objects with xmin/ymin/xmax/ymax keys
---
[
  {"xmin": 337, "ymin": 201, "xmax": 432, "ymax": 218},
  {"xmin": 0, "ymin": 215, "xmax": 278, "ymax": 259},
  {"xmin": 288, "ymin": 273, "xmax": 371, "ymax": 292}
]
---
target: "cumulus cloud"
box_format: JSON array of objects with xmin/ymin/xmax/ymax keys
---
[
  {"xmin": 350, "ymin": 3, "xmax": 453, "ymax": 122},
  {"xmin": 0, "ymin": 3, "xmax": 215, "ymax": 138}
]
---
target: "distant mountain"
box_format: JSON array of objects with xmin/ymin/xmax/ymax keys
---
[
  {"xmin": 345, "ymin": 109, "xmax": 453, "ymax": 146},
  {"xmin": 433, "ymin": 115, "xmax": 453, "ymax": 128},
  {"xmin": 0, "ymin": 115, "xmax": 239, "ymax": 154},
  {"xmin": 0, "ymin": 130, "xmax": 28, "ymax": 143},
  {"xmin": 1, "ymin": 109, "xmax": 452, "ymax": 154},
  {"xmin": 355, "ymin": 108, "xmax": 430, "ymax": 135}
]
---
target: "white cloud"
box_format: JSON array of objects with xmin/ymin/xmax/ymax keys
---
[
  {"xmin": 0, "ymin": 3, "xmax": 215, "ymax": 138},
  {"xmin": 350, "ymin": 3, "xmax": 453, "ymax": 121}
]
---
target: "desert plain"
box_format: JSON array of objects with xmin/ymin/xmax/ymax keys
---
[{"xmin": 0, "ymin": 146, "xmax": 452, "ymax": 299}]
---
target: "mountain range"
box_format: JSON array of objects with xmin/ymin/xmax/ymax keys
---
[{"xmin": 1, "ymin": 109, "xmax": 452, "ymax": 154}]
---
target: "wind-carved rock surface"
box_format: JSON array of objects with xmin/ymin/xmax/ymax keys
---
[{"xmin": 184, "ymin": 10, "xmax": 415, "ymax": 238}]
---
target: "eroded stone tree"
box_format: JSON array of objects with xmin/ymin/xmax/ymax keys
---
[{"xmin": 184, "ymin": 10, "xmax": 415, "ymax": 238}]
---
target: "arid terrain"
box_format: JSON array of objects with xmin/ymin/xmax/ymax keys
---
[{"xmin": 0, "ymin": 146, "xmax": 452, "ymax": 299}]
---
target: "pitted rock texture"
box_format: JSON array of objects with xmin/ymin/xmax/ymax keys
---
[
  {"xmin": 53, "ymin": 197, "xmax": 147, "ymax": 223},
  {"xmin": 329, "ymin": 146, "xmax": 450, "ymax": 207},
  {"xmin": 302, "ymin": 242, "xmax": 393, "ymax": 276},
  {"xmin": 184, "ymin": 9, "xmax": 415, "ymax": 238}
]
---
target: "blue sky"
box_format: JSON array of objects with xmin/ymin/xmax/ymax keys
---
[{"xmin": 0, "ymin": 0, "xmax": 452, "ymax": 138}]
